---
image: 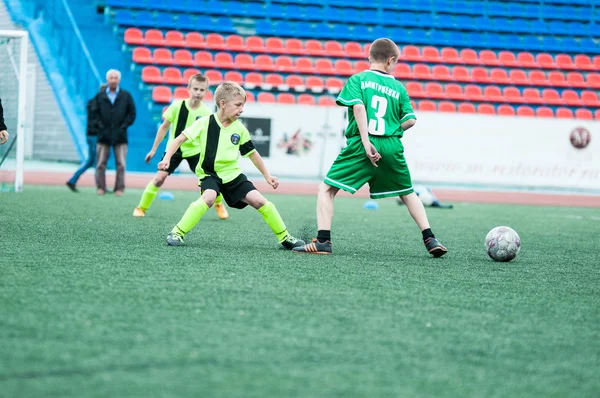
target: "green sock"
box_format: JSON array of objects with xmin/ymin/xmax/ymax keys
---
[
  {"xmin": 172, "ymin": 198, "xmax": 209, "ymax": 236},
  {"xmin": 138, "ymin": 181, "xmax": 159, "ymax": 211},
  {"xmin": 214, "ymin": 194, "xmax": 223, "ymax": 204},
  {"xmin": 258, "ymin": 201, "xmax": 288, "ymax": 242}
]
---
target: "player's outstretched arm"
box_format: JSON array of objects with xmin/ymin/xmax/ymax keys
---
[
  {"xmin": 157, "ymin": 133, "xmax": 188, "ymax": 171},
  {"xmin": 353, "ymin": 104, "xmax": 381, "ymax": 167},
  {"xmin": 249, "ymin": 151, "xmax": 279, "ymax": 189},
  {"xmin": 401, "ymin": 119, "xmax": 416, "ymax": 131},
  {"xmin": 145, "ymin": 119, "xmax": 172, "ymax": 163}
]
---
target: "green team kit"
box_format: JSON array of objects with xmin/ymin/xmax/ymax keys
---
[{"xmin": 327, "ymin": 70, "xmax": 417, "ymax": 199}]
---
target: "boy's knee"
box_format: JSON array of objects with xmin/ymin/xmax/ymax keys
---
[
  {"xmin": 153, "ymin": 174, "xmax": 167, "ymax": 187},
  {"xmin": 201, "ymin": 191, "xmax": 217, "ymax": 207},
  {"xmin": 319, "ymin": 182, "xmax": 336, "ymax": 196}
]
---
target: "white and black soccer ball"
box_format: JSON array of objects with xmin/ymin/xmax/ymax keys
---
[{"xmin": 485, "ymin": 226, "xmax": 521, "ymax": 262}]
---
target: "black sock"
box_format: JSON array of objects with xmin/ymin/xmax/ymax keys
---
[
  {"xmin": 422, "ymin": 228, "xmax": 435, "ymax": 241},
  {"xmin": 317, "ymin": 230, "xmax": 331, "ymax": 243}
]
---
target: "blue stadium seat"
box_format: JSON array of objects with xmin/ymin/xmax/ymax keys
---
[
  {"xmin": 418, "ymin": 13, "xmax": 435, "ymax": 28},
  {"xmin": 114, "ymin": 10, "xmax": 136, "ymax": 26},
  {"xmin": 134, "ymin": 11, "xmax": 154, "ymax": 28},
  {"xmin": 267, "ymin": 4, "xmax": 285, "ymax": 18},
  {"xmin": 305, "ymin": 6, "xmax": 324, "ymax": 21},
  {"xmin": 530, "ymin": 20, "xmax": 548, "ymax": 34},
  {"xmin": 245, "ymin": 3, "xmax": 265, "ymax": 18},
  {"xmin": 296, "ymin": 21, "xmax": 314, "ymax": 36},
  {"xmin": 344, "ymin": 9, "xmax": 362, "ymax": 24},
  {"xmin": 351, "ymin": 25, "xmax": 371, "ymax": 41},
  {"xmin": 178, "ymin": 15, "xmax": 198, "ymax": 30},
  {"xmin": 213, "ymin": 17, "xmax": 236, "ymax": 33},
  {"xmin": 255, "ymin": 20, "xmax": 275, "ymax": 35},
  {"xmin": 286, "ymin": 5, "xmax": 303, "ymax": 20}
]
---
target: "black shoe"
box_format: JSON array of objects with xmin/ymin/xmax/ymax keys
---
[
  {"xmin": 292, "ymin": 238, "xmax": 333, "ymax": 254},
  {"xmin": 280, "ymin": 235, "xmax": 305, "ymax": 250},
  {"xmin": 66, "ymin": 182, "xmax": 78, "ymax": 192},
  {"xmin": 425, "ymin": 237, "xmax": 447, "ymax": 257}
]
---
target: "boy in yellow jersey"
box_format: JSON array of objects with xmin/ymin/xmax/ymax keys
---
[
  {"xmin": 158, "ymin": 81, "xmax": 305, "ymax": 250},
  {"xmin": 293, "ymin": 38, "xmax": 447, "ymax": 257},
  {"xmin": 133, "ymin": 74, "xmax": 229, "ymax": 219}
]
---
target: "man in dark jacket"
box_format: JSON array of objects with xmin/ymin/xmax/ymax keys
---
[
  {"xmin": 66, "ymin": 84, "xmax": 106, "ymax": 192},
  {"xmin": 0, "ymin": 98, "xmax": 8, "ymax": 145},
  {"xmin": 94, "ymin": 69, "xmax": 136, "ymax": 196}
]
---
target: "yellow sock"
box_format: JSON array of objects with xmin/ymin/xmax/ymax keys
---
[
  {"xmin": 214, "ymin": 194, "xmax": 223, "ymax": 204},
  {"xmin": 172, "ymin": 198, "xmax": 209, "ymax": 236},
  {"xmin": 257, "ymin": 201, "xmax": 288, "ymax": 242},
  {"xmin": 138, "ymin": 181, "xmax": 159, "ymax": 211}
]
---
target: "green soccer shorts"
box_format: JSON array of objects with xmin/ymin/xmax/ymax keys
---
[{"xmin": 324, "ymin": 136, "xmax": 414, "ymax": 199}]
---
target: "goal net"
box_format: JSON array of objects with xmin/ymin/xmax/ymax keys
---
[{"xmin": 0, "ymin": 30, "xmax": 28, "ymax": 192}]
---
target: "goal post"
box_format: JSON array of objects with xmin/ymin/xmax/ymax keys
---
[{"xmin": 0, "ymin": 30, "xmax": 28, "ymax": 192}]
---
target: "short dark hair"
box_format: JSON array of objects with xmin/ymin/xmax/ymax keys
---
[
  {"xmin": 369, "ymin": 38, "xmax": 400, "ymax": 63},
  {"xmin": 188, "ymin": 73, "xmax": 209, "ymax": 86}
]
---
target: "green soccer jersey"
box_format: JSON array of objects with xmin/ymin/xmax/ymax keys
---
[
  {"xmin": 182, "ymin": 114, "xmax": 256, "ymax": 183},
  {"xmin": 336, "ymin": 70, "xmax": 416, "ymax": 138},
  {"xmin": 163, "ymin": 100, "xmax": 211, "ymax": 157}
]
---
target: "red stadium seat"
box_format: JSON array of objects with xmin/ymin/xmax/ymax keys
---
[
  {"xmin": 344, "ymin": 41, "xmax": 364, "ymax": 58},
  {"xmin": 194, "ymin": 51, "xmax": 214, "ymax": 68},
  {"xmin": 477, "ymin": 104, "xmax": 495, "ymax": 115},
  {"xmin": 185, "ymin": 32, "xmax": 204, "ymax": 49},
  {"xmin": 472, "ymin": 67, "xmax": 490, "ymax": 83},
  {"xmin": 124, "ymin": 28, "xmax": 144, "ymax": 45},
  {"xmin": 517, "ymin": 52, "xmax": 537, "ymax": 68},
  {"xmin": 204, "ymin": 70, "xmax": 223, "ymax": 85},
  {"xmin": 153, "ymin": 48, "xmax": 173, "ymax": 65},
  {"xmin": 305, "ymin": 76, "xmax": 325, "ymax": 92},
  {"xmin": 165, "ymin": 31, "xmax": 185, "ymax": 47},
  {"xmin": 432, "ymin": 65, "xmax": 451, "ymax": 81},
  {"xmin": 574, "ymin": 54, "xmax": 594, "ymax": 70},
  {"xmin": 529, "ymin": 70, "xmax": 548, "ymax": 85},
  {"xmin": 277, "ymin": 93, "xmax": 296, "ymax": 104},
  {"xmin": 324, "ymin": 41, "xmax": 344, "ymax": 57},
  {"xmin": 438, "ymin": 101, "xmax": 456, "ymax": 113},
  {"xmin": 245, "ymin": 91, "xmax": 255, "ymax": 103},
  {"xmin": 326, "ymin": 77, "xmax": 344, "ymax": 93},
  {"xmin": 265, "ymin": 73, "xmax": 285, "ymax": 88},
  {"xmin": 265, "ymin": 37, "xmax": 285, "ymax": 54},
  {"xmin": 183, "ymin": 68, "xmax": 201, "ymax": 83},
  {"xmin": 353, "ymin": 60, "xmax": 370, "ymax": 74},
  {"xmin": 425, "ymin": 82, "xmax": 445, "ymax": 99},
  {"xmin": 246, "ymin": 36, "xmax": 265, "ymax": 52},
  {"xmin": 224, "ymin": 71, "xmax": 244, "ymax": 85},
  {"xmin": 226, "ymin": 35, "xmax": 245, "ymax": 52},
  {"xmin": 541, "ymin": 88, "xmax": 561, "ymax": 105},
  {"xmin": 152, "ymin": 86, "xmax": 172, "ymax": 103},
  {"xmin": 586, "ymin": 73, "xmax": 600, "ymax": 88},
  {"xmin": 163, "ymin": 67, "xmax": 183, "ymax": 85},
  {"xmin": 523, "ymin": 88, "xmax": 542, "ymax": 104},
  {"xmin": 141, "ymin": 66, "xmax": 163, "ymax": 84},
  {"xmin": 234, "ymin": 53, "xmax": 254, "ymax": 70},
  {"xmin": 483, "ymin": 86, "xmax": 503, "ymax": 102},
  {"xmin": 144, "ymin": 29, "xmax": 165, "ymax": 46},
  {"xmin": 205, "ymin": 33, "xmax": 225, "ymax": 50},
  {"xmin": 285, "ymin": 39, "xmax": 305, "ymax": 55},
  {"xmin": 204, "ymin": 90, "xmax": 213, "ymax": 101},
  {"xmin": 535, "ymin": 107, "xmax": 554, "ymax": 117},
  {"xmin": 452, "ymin": 66, "xmax": 470, "ymax": 82},
  {"xmin": 441, "ymin": 47, "xmax": 460, "ymax": 63},
  {"xmin": 174, "ymin": 87, "xmax": 188, "ymax": 100},
  {"xmin": 174, "ymin": 49, "xmax": 194, "ymax": 66},
  {"xmin": 394, "ymin": 63, "xmax": 411, "ymax": 79},
  {"xmin": 593, "ymin": 56, "xmax": 600, "ymax": 70},
  {"xmin": 509, "ymin": 69, "xmax": 529, "ymax": 85},
  {"xmin": 575, "ymin": 109, "xmax": 593, "ymax": 120},
  {"xmin": 334, "ymin": 59, "xmax": 353, "ymax": 76},
  {"xmin": 457, "ymin": 102, "xmax": 476, "ymax": 113},
  {"xmin": 413, "ymin": 64, "xmax": 431, "ymax": 79},
  {"xmin": 405, "ymin": 82, "xmax": 424, "ymax": 98},
  {"xmin": 315, "ymin": 59, "xmax": 334, "ymax": 74},
  {"xmin": 503, "ymin": 87, "xmax": 522, "ymax": 103},
  {"xmin": 464, "ymin": 84, "xmax": 484, "ymax": 101},
  {"xmin": 497, "ymin": 105, "xmax": 515, "ymax": 116},
  {"xmin": 298, "ymin": 94, "xmax": 316, "ymax": 105},
  {"xmin": 581, "ymin": 90, "xmax": 600, "ymax": 106},
  {"xmin": 243, "ymin": 72, "xmax": 263, "ymax": 88},
  {"xmin": 402, "ymin": 45, "xmax": 421, "ymax": 61},
  {"xmin": 284, "ymin": 75, "xmax": 304, "ymax": 90},
  {"xmin": 561, "ymin": 90, "xmax": 582, "ymax": 106},
  {"xmin": 498, "ymin": 51, "xmax": 519, "ymax": 67},
  {"xmin": 295, "ymin": 57, "xmax": 314, "ymax": 74},
  {"xmin": 132, "ymin": 47, "xmax": 152, "ymax": 64},
  {"xmin": 548, "ymin": 71, "xmax": 568, "ymax": 87},
  {"xmin": 418, "ymin": 100, "xmax": 436, "ymax": 111},
  {"xmin": 257, "ymin": 92, "xmax": 276, "ymax": 103},
  {"xmin": 536, "ymin": 53, "xmax": 555, "ymax": 68},
  {"xmin": 255, "ymin": 54, "xmax": 276, "ymax": 72},
  {"xmin": 480, "ymin": 50, "xmax": 500, "ymax": 66},
  {"xmin": 459, "ymin": 48, "xmax": 480, "ymax": 65},
  {"xmin": 305, "ymin": 40, "xmax": 325, "ymax": 56},
  {"xmin": 516, "ymin": 106, "xmax": 534, "ymax": 117},
  {"xmin": 445, "ymin": 84, "xmax": 464, "ymax": 100},
  {"xmin": 490, "ymin": 68, "xmax": 509, "ymax": 84},
  {"xmin": 556, "ymin": 108, "xmax": 574, "ymax": 119},
  {"xmin": 566, "ymin": 72, "xmax": 586, "ymax": 88},
  {"xmin": 214, "ymin": 52, "xmax": 234, "ymax": 69},
  {"xmin": 422, "ymin": 46, "xmax": 441, "ymax": 62},
  {"xmin": 555, "ymin": 54, "xmax": 574, "ymax": 69},
  {"xmin": 275, "ymin": 55, "xmax": 295, "ymax": 72},
  {"xmin": 318, "ymin": 96, "xmax": 337, "ymax": 106}
]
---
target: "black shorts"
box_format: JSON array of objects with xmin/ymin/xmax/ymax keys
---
[
  {"xmin": 200, "ymin": 174, "xmax": 256, "ymax": 209},
  {"xmin": 160, "ymin": 152, "xmax": 200, "ymax": 175}
]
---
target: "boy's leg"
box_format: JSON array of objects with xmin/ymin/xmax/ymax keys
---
[
  {"xmin": 134, "ymin": 171, "xmax": 169, "ymax": 216},
  {"xmin": 168, "ymin": 189, "xmax": 217, "ymax": 246},
  {"xmin": 399, "ymin": 193, "xmax": 447, "ymax": 257},
  {"xmin": 186, "ymin": 153, "xmax": 228, "ymax": 219}
]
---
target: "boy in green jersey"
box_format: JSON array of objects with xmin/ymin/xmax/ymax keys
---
[
  {"xmin": 158, "ymin": 81, "xmax": 305, "ymax": 250},
  {"xmin": 133, "ymin": 74, "xmax": 229, "ymax": 219},
  {"xmin": 293, "ymin": 38, "xmax": 447, "ymax": 257}
]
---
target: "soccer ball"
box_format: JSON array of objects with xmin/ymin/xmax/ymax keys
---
[{"xmin": 485, "ymin": 226, "xmax": 521, "ymax": 262}]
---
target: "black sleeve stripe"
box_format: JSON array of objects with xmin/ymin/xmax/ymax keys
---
[{"xmin": 240, "ymin": 140, "xmax": 255, "ymax": 156}]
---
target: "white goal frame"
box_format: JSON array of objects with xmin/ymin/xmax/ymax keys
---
[{"xmin": 0, "ymin": 30, "xmax": 28, "ymax": 192}]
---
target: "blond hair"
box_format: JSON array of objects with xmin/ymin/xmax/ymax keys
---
[
  {"xmin": 214, "ymin": 81, "xmax": 246, "ymax": 107},
  {"xmin": 369, "ymin": 38, "xmax": 400, "ymax": 63},
  {"xmin": 188, "ymin": 73, "xmax": 208, "ymax": 87}
]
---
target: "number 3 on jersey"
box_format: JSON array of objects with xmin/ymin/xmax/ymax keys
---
[{"xmin": 368, "ymin": 95, "xmax": 388, "ymax": 136}]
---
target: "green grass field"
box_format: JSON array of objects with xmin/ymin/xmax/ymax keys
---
[{"xmin": 1, "ymin": 186, "xmax": 599, "ymax": 397}]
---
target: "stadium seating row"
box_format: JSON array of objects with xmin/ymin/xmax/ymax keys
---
[{"xmin": 124, "ymin": 29, "xmax": 600, "ymax": 71}]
